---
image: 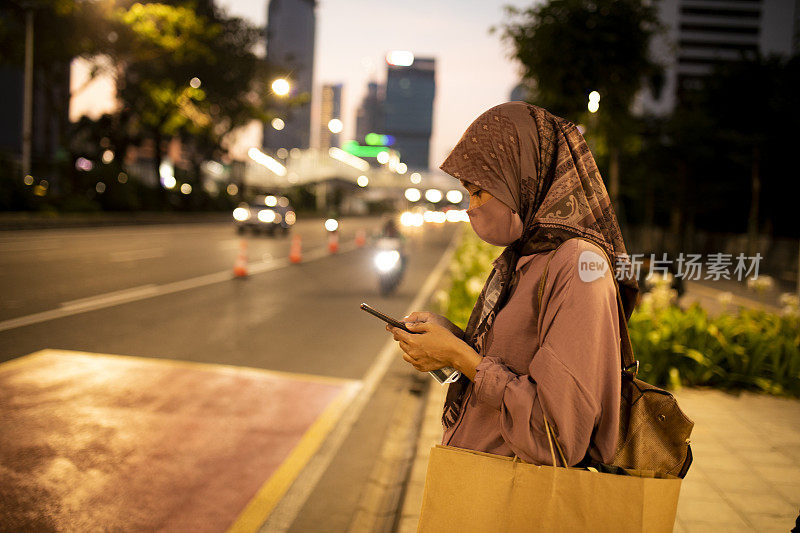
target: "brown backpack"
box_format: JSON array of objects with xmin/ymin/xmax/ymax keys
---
[{"xmin": 535, "ymin": 238, "xmax": 694, "ymax": 477}]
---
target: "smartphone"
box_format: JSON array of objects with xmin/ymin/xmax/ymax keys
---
[
  {"xmin": 360, "ymin": 303, "xmax": 412, "ymax": 332},
  {"xmin": 359, "ymin": 302, "xmax": 462, "ymax": 385}
]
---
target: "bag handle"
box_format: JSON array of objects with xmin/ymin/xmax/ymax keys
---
[
  {"xmin": 514, "ymin": 411, "xmax": 570, "ymax": 469},
  {"xmin": 544, "ymin": 415, "xmax": 569, "ymax": 467},
  {"xmin": 535, "ymin": 237, "xmax": 638, "ymax": 379}
]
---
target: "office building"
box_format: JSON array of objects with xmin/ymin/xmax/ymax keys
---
[
  {"xmin": 263, "ymin": 0, "xmax": 316, "ymax": 152},
  {"xmin": 318, "ymin": 83, "xmax": 342, "ymax": 150},
  {"xmin": 383, "ymin": 55, "xmax": 435, "ymax": 170},
  {"xmin": 355, "ymin": 82, "xmax": 384, "ymax": 144},
  {"xmin": 637, "ymin": 0, "xmax": 800, "ymax": 115}
]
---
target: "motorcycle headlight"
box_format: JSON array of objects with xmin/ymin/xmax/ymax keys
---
[{"xmin": 374, "ymin": 250, "xmax": 401, "ymax": 272}]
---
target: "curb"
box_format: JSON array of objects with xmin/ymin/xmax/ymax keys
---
[{"xmin": 395, "ymin": 375, "xmax": 448, "ymax": 532}]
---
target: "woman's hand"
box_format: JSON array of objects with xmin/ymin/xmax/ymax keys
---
[
  {"xmin": 387, "ymin": 321, "xmax": 482, "ymax": 380},
  {"xmin": 402, "ymin": 311, "xmax": 465, "ymax": 339}
]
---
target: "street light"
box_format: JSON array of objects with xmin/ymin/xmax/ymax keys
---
[
  {"xmin": 272, "ymin": 78, "xmax": 291, "ymax": 96},
  {"xmin": 588, "ymin": 90, "xmax": 600, "ymax": 113}
]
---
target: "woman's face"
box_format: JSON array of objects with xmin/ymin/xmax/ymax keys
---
[{"xmin": 460, "ymin": 179, "xmax": 493, "ymax": 210}]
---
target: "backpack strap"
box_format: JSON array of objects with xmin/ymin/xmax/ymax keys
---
[{"xmin": 535, "ymin": 237, "xmax": 639, "ymax": 380}]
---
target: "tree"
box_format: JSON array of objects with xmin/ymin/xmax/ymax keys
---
[
  {"xmin": 1, "ymin": 1, "xmax": 307, "ymax": 211},
  {"xmin": 102, "ymin": 2, "xmax": 294, "ymax": 194},
  {"xmin": 670, "ymin": 54, "xmax": 800, "ymax": 250},
  {"xmin": 495, "ymin": 0, "xmax": 664, "ymax": 217}
]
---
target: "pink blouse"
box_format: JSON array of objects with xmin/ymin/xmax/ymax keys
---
[{"xmin": 442, "ymin": 239, "xmax": 622, "ymax": 466}]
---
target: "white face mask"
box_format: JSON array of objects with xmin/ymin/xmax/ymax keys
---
[{"xmin": 466, "ymin": 197, "xmax": 523, "ymax": 247}]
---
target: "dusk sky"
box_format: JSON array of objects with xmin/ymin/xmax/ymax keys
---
[{"xmin": 217, "ymin": 0, "xmax": 534, "ymax": 168}]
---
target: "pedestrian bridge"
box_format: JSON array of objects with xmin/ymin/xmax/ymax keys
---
[{"xmin": 239, "ymin": 147, "xmax": 457, "ymax": 192}]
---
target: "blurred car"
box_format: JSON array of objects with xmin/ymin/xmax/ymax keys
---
[{"xmin": 232, "ymin": 195, "xmax": 296, "ymax": 236}]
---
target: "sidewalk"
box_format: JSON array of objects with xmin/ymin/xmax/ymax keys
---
[
  {"xmin": 398, "ymin": 381, "xmax": 800, "ymax": 532},
  {"xmin": 681, "ymin": 279, "xmax": 787, "ymax": 315}
]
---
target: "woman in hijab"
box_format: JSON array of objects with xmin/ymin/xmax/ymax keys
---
[{"xmin": 386, "ymin": 101, "xmax": 638, "ymax": 467}]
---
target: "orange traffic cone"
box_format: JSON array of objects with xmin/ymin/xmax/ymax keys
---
[
  {"xmin": 328, "ymin": 231, "xmax": 339, "ymax": 253},
  {"xmin": 233, "ymin": 239, "xmax": 248, "ymax": 278},
  {"xmin": 289, "ymin": 234, "xmax": 303, "ymax": 264},
  {"xmin": 355, "ymin": 228, "xmax": 366, "ymax": 247}
]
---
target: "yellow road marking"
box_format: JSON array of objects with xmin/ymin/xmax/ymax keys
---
[
  {"xmin": 0, "ymin": 349, "xmax": 354, "ymax": 387},
  {"xmin": 226, "ymin": 380, "xmax": 361, "ymax": 533}
]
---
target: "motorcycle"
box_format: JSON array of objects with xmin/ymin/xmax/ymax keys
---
[{"xmin": 373, "ymin": 237, "xmax": 406, "ymax": 296}]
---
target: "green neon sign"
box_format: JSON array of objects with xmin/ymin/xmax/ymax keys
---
[
  {"xmin": 365, "ymin": 133, "xmax": 395, "ymax": 146},
  {"xmin": 343, "ymin": 140, "xmax": 391, "ymax": 158}
]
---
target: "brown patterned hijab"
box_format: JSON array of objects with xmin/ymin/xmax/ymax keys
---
[{"xmin": 439, "ymin": 101, "xmax": 638, "ymax": 428}]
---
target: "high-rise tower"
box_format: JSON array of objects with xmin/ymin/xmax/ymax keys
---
[
  {"xmin": 318, "ymin": 83, "xmax": 342, "ymax": 150},
  {"xmin": 263, "ymin": 0, "xmax": 316, "ymax": 151},
  {"xmin": 383, "ymin": 54, "xmax": 435, "ymax": 171}
]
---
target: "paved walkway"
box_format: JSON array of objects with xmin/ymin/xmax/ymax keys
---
[
  {"xmin": 0, "ymin": 349, "xmax": 359, "ymax": 532},
  {"xmin": 399, "ymin": 381, "xmax": 800, "ymax": 532}
]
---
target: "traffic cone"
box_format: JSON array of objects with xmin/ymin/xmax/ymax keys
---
[
  {"xmin": 233, "ymin": 239, "xmax": 248, "ymax": 278},
  {"xmin": 328, "ymin": 231, "xmax": 339, "ymax": 253},
  {"xmin": 289, "ymin": 234, "xmax": 303, "ymax": 264},
  {"xmin": 355, "ymin": 228, "xmax": 366, "ymax": 247}
]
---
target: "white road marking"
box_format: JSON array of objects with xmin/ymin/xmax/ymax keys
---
[
  {"xmin": 258, "ymin": 228, "xmax": 461, "ymax": 533},
  {"xmin": 0, "ymin": 242, "xmax": 361, "ymax": 333},
  {"xmin": 109, "ymin": 248, "xmax": 166, "ymax": 262},
  {"xmin": 60, "ymin": 285, "xmax": 159, "ymax": 312}
]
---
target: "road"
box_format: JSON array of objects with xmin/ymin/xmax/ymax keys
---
[{"xmin": 0, "ymin": 217, "xmax": 460, "ymax": 531}]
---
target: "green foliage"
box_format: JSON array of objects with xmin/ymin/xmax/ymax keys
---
[
  {"xmin": 630, "ymin": 302, "xmax": 800, "ymax": 397},
  {"xmin": 432, "ymin": 227, "xmax": 503, "ymax": 331},
  {"xmin": 117, "ymin": 3, "xmax": 220, "ymax": 63},
  {"xmin": 0, "ymin": 1, "xmax": 290, "ymax": 213},
  {"xmin": 495, "ymin": 0, "xmax": 663, "ymax": 139},
  {"xmin": 436, "ymin": 230, "xmax": 800, "ymax": 397}
]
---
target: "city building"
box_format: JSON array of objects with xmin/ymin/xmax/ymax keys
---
[
  {"xmin": 318, "ymin": 83, "xmax": 342, "ymax": 150},
  {"xmin": 262, "ymin": 0, "xmax": 316, "ymax": 152},
  {"xmin": 636, "ymin": 0, "xmax": 800, "ymax": 116},
  {"xmin": 355, "ymin": 81, "xmax": 384, "ymax": 144},
  {"xmin": 383, "ymin": 54, "xmax": 436, "ymax": 170}
]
